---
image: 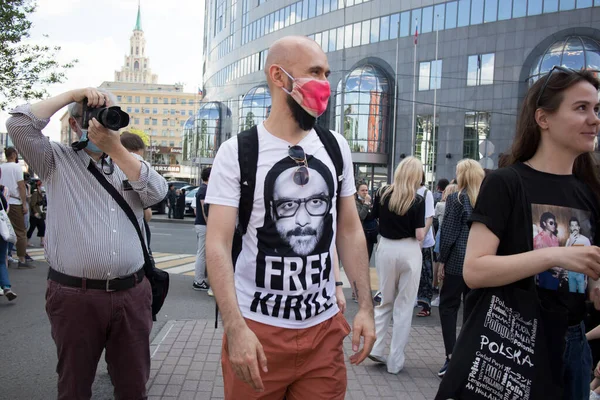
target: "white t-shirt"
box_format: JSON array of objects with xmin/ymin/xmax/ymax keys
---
[
  {"xmin": 0, "ymin": 162, "xmax": 24, "ymax": 205},
  {"xmin": 417, "ymin": 186, "xmax": 435, "ymax": 248},
  {"xmin": 206, "ymin": 123, "xmax": 356, "ymax": 329}
]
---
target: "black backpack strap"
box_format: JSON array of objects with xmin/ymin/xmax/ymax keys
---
[
  {"xmin": 314, "ymin": 124, "xmax": 344, "ymax": 210},
  {"xmin": 236, "ymin": 126, "xmax": 259, "ymax": 235}
]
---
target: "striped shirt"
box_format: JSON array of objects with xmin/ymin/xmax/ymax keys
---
[{"xmin": 6, "ymin": 105, "xmax": 168, "ymax": 279}]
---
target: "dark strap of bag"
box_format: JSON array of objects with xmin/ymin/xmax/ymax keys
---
[{"xmin": 87, "ymin": 160, "xmax": 168, "ymax": 321}]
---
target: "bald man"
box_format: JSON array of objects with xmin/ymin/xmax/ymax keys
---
[{"xmin": 205, "ymin": 36, "xmax": 375, "ymax": 399}]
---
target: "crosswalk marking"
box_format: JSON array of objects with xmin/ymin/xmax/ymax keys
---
[{"xmin": 25, "ymin": 248, "xmax": 379, "ymax": 289}]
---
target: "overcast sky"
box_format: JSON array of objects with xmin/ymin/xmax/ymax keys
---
[{"xmin": 1, "ymin": 0, "xmax": 205, "ymax": 141}]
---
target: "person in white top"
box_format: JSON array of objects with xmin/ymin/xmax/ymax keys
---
[
  {"xmin": 416, "ymin": 182, "xmax": 435, "ymax": 316},
  {"xmin": 205, "ymin": 36, "xmax": 375, "ymax": 399},
  {"xmin": 0, "ymin": 147, "xmax": 30, "ymax": 267}
]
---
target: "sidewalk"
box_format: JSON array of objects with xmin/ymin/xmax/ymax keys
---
[
  {"xmin": 147, "ymin": 318, "xmax": 445, "ymax": 400},
  {"xmin": 151, "ymin": 214, "xmax": 195, "ymax": 224}
]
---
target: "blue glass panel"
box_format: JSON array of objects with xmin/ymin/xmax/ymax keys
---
[
  {"xmin": 560, "ymin": 0, "xmax": 575, "ymax": 10},
  {"xmin": 445, "ymin": 1, "xmax": 458, "ymax": 28},
  {"xmin": 309, "ymin": 0, "xmax": 316, "ymax": 18},
  {"xmin": 370, "ymin": 18, "xmax": 380, "ymax": 43},
  {"xmin": 527, "ymin": 0, "xmax": 542, "ymax": 14},
  {"xmin": 457, "ymin": 0, "xmax": 470, "ymax": 27},
  {"xmin": 400, "ymin": 11, "xmax": 410, "ymax": 37},
  {"xmin": 596, "ymin": 0, "xmax": 600, "ymax": 5},
  {"xmin": 498, "ymin": 0, "xmax": 511, "ymax": 19},
  {"xmin": 471, "ymin": 0, "xmax": 484, "ymax": 24},
  {"xmin": 434, "ymin": 4, "xmax": 445, "ymax": 29},
  {"xmin": 324, "ymin": 0, "xmax": 330, "ymax": 13},
  {"xmin": 422, "ymin": 6, "xmax": 433, "ymax": 33},
  {"xmin": 412, "ymin": 8, "xmax": 422, "ymax": 36},
  {"xmin": 484, "ymin": 0, "xmax": 497, "ymax": 22},
  {"xmin": 380, "ymin": 15, "xmax": 390, "ymax": 41},
  {"xmin": 544, "ymin": 0, "xmax": 559, "ymax": 11},
  {"xmin": 513, "ymin": 0, "xmax": 526, "ymax": 17},
  {"xmin": 562, "ymin": 37, "xmax": 585, "ymax": 69},
  {"xmin": 577, "ymin": 0, "xmax": 593, "ymax": 8},
  {"xmin": 330, "ymin": 0, "xmax": 337, "ymax": 11},
  {"xmin": 316, "ymin": 0, "xmax": 323, "ymax": 16},
  {"xmin": 390, "ymin": 13, "xmax": 400, "ymax": 39}
]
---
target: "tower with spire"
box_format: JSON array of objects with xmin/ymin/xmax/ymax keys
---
[{"xmin": 114, "ymin": 1, "xmax": 158, "ymax": 84}]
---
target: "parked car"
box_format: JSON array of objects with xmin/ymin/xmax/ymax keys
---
[
  {"xmin": 151, "ymin": 180, "xmax": 189, "ymax": 214},
  {"xmin": 185, "ymin": 187, "xmax": 199, "ymax": 216}
]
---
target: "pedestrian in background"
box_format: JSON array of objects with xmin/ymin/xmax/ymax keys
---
[
  {"xmin": 120, "ymin": 132, "xmax": 153, "ymax": 226},
  {"xmin": 176, "ymin": 188, "xmax": 186, "ymax": 219},
  {"xmin": 0, "ymin": 147, "xmax": 30, "ymax": 268},
  {"xmin": 356, "ymin": 183, "xmax": 378, "ymax": 262},
  {"xmin": 0, "ymin": 185, "xmax": 17, "ymax": 301},
  {"xmin": 26, "ymin": 180, "xmax": 46, "ymax": 247},
  {"xmin": 167, "ymin": 184, "xmax": 177, "ymax": 219},
  {"xmin": 437, "ymin": 160, "xmax": 484, "ymax": 377},
  {"xmin": 192, "ymin": 167, "xmax": 212, "ymax": 294},
  {"xmin": 416, "ymin": 173, "xmax": 436, "ymax": 317},
  {"xmin": 369, "ymin": 156, "xmax": 425, "ymax": 374}
]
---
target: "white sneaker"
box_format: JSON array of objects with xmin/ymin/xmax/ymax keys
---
[
  {"xmin": 431, "ymin": 296, "xmax": 440, "ymax": 307},
  {"xmin": 207, "ymin": 288, "xmax": 214, "ymax": 297},
  {"xmin": 0, "ymin": 288, "xmax": 4, "ymax": 296},
  {"xmin": 7, "ymin": 256, "xmax": 17, "ymax": 264}
]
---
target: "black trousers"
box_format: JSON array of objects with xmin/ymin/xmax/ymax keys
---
[
  {"xmin": 439, "ymin": 273, "xmax": 470, "ymax": 356},
  {"xmin": 27, "ymin": 215, "xmax": 45, "ymax": 238}
]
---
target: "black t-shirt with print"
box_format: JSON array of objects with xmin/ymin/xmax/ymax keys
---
[
  {"xmin": 471, "ymin": 162, "xmax": 600, "ymax": 326},
  {"xmin": 373, "ymin": 191, "xmax": 425, "ymax": 240}
]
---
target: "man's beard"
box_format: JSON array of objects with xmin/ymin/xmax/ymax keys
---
[
  {"xmin": 277, "ymin": 224, "xmax": 324, "ymax": 256},
  {"xmin": 286, "ymin": 95, "xmax": 316, "ymax": 131}
]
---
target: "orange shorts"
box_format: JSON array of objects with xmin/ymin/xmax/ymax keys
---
[{"xmin": 221, "ymin": 312, "xmax": 351, "ymax": 400}]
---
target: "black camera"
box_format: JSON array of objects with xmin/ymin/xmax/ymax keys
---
[{"xmin": 81, "ymin": 98, "xmax": 130, "ymax": 131}]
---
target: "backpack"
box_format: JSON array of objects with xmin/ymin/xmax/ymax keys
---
[{"xmin": 215, "ymin": 124, "xmax": 345, "ymax": 328}]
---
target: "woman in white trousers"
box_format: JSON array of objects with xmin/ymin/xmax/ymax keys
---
[{"xmin": 368, "ymin": 157, "xmax": 426, "ymax": 374}]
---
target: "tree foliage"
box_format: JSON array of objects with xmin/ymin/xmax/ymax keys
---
[
  {"xmin": 126, "ymin": 128, "xmax": 150, "ymax": 146},
  {"xmin": 0, "ymin": 0, "xmax": 77, "ymax": 110}
]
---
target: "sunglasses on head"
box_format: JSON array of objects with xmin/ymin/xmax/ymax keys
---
[
  {"xmin": 536, "ymin": 65, "xmax": 580, "ymax": 108},
  {"xmin": 288, "ymin": 145, "xmax": 309, "ymax": 186}
]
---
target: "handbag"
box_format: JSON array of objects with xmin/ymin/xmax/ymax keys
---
[
  {"xmin": 0, "ymin": 199, "xmax": 16, "ymax": 244},
  {"xmin": 435, "ymin": 166, "xmax": 569, "ymax": 400},
  {"xmin": 86, "ymin": 161, "xmax": 169, "ymax": 321}
]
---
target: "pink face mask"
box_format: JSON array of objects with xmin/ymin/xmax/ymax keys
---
[{"xmin": 280, "ymin": 67, "xmax": 331, "ymax": 117}]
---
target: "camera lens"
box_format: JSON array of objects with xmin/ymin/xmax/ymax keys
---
[{"xmin": 101, "ymin": 109, "xmax": 122, "ymax": 130}]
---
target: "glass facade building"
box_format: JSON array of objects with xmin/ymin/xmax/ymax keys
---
[{"xmin": 200, "ymin": 0, "xmax": 600, "ymax": 187}]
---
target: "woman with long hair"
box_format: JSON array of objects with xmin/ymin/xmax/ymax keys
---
[
  {"xmin": 368, "ymin": 156, "xmax": 425, "ymax": 374},
  {"xmin": 464, "ymin": 68, "xmax": 600, "ymax": 398},
  {"xmin": 436, "ymin": 159, "xmax": 484, "ymax": 377}
]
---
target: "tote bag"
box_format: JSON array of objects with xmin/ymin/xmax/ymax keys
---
[{"xmin": 0, "ymin": 200, "xmax": 16, "ymax": 244}]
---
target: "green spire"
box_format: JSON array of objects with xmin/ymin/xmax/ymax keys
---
[{"xmin": 134, "ymin": 1, "xmax": 142, "ymax": 31}]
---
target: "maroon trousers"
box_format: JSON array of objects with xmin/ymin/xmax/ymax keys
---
[{"xmin": 45, "ymin": 277, "xmax": 153, "ymax": 400}]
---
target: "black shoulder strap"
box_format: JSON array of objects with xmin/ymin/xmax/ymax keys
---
[
  {"xmin": 236, "ymin": 126, "xmax": 259, "ymax": 235},
  {"xmin": 314, "ymin": 124, "xmax": 344, "ymax": 209},
  {"xmin": 86, "ymin": 160, "xmax": 152, "ymax": 273}
]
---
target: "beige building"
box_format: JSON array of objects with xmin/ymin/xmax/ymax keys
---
[{"xmin": 59, "ymin": 3, "xmax": 200, "ymax": 179}]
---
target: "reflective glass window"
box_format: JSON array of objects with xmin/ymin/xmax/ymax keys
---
[
  {"xmin": 431, "ymin": 60, "xmax": 442, "ymax": 90},
  {"xmin": 337, "ymin": 27, "xmax": 344, "ymax": 50},
  {"xmin": 380, "ymin": 15, "xmax": 390, "ymax": 41},
  {"xmin": 412, "ymin": 8, "xmax": 421, "ymax": 35},
  {"xmin": 544, "ymin": 0, "xmax": 559, "ymax": 12},
  {"xmin": 284, "ymin": 6, "xmax": 290, "ymax": 26},
  {"xmin": 345, "ymin": 24, "xmax": 352, "ymax": 48},
  {"xmin": 528, "ymin": 0, "xmax": 542, "ymax": 14},
  {"xmin": 578, "ymin": 0, "xmax": 593, "ymax": 8},
  {"xmin": 513, "ymin": 0, "xmax": 526, "ymax": 17},
  {"xmin": 400, "ymin": 11, "xmax": 410, "ymax": 37},
  {"xmin": 434, "ymin": 4, "xmax": 445, "ymax": 29},
  {"xmin": 329, "ymin": 28, "xmax": 337, "ymax": 52},
  {"xmin": 467, "ymin": 53, "xmax": 494, "ymax": 86},
  {"xmin": 446, "ymin": 2, "xmax": 458, "ymax": 29},
  {"xmin": 330, "ymin": 0, "xmax": 338, "ymax": 11},
  {"xmin": 390, "ymin": 13, "xmax": 400, "ymax": 39},
  {"xmin": 596, "ymin": 0, "xmax": 600, "ymax": 6},
  {"xmin": 415, "ymin": 115, "xmax": 438, "ymax": 178},
  {"xmin": 560, "ymin": 0, "xmax": 575, "ymax": 10},
  {"xmin": 334, "ymin": 65, "xmax": 390, "ymax": 154},
  {"xmin": 309, "ymin": 0, "xmax": 316, "ymax": 18},
  {"xmin": 353, "ymin": 22, "xmax": 362, "ymax": 47},
  {"xmin": 498, "ymin": 0, "xmax": 511, "ymax": 19},
  {"xmin": 346, "ymin": 0, "xmax": 354, "ymax": 5},
  {"xmin": 316, "ymin": 0, "xmax": 323, "ymax": 16},
  {"xmin": 484, "ymin": 0, "xmax": 497, "ymax": 22},
  {"xmin": 315, "ymin": 32, "xmax": 322, "ymax": 49},
  {"xmin": 303, "ymin": 0, "xmax": 309, "ymax": 20},
  {"xmin": 321, "ymin": 30, "xmax": 329, "ymax": 51},
  {"xmin": 370, "ymin": 18, "xmax": 380, "ymax": 43},
  {"xmin": 419, "ymin": 62, "xmax": 431, "ymax": 91},
  {"xmin": 238, "ymin": 86, "xmax": 271, "ymax": 134},
  {"xmin": 324, "ymin": 0, "xmax": 330, "ymax": 13},
  {"xmin": 361, "ymin": 20, "xmax": 370, "ymax": 45},
  {"xmin": 338, "ymin": 0, "xmax": 344, "ymax": 9},
  {"xmin": 422, "ymin": 6, "xmax": 433, "ymax": 33},
  {"xmin": 458, "ymin": 0, "xmax": 470, "ymax": 27},
  {"xmin": 463, "ymin": 111, "xmax": 490, "ymax": 160},
  {"xmin": 296, "ymin": 2, "xmax": 302, "ymax": 22},
  {"xmin": 471, "ymin": 0, "xmax": 484, "ymax": 24}
]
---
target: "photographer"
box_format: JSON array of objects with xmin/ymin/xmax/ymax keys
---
[{"xmin": 5, "ymin": 87, "xmax": 168, "ymax": 399}]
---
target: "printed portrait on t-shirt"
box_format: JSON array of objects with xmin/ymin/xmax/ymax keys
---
[
  {"xmin": 252, "ymin": 154, "xmax": 336, "ymax": 321},
  {"xmin": 532, "ymin": 204, "xmax": 592, "ymax": 294}
]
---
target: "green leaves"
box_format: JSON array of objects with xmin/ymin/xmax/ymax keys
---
[{"xmin": 0, "ymin": 0, "xmax": 76, "ymax": 110}]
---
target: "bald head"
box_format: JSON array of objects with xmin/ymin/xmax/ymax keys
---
[{"xmin": 265, "ymin": 36, "xmax": 330, "ymax": 90}]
